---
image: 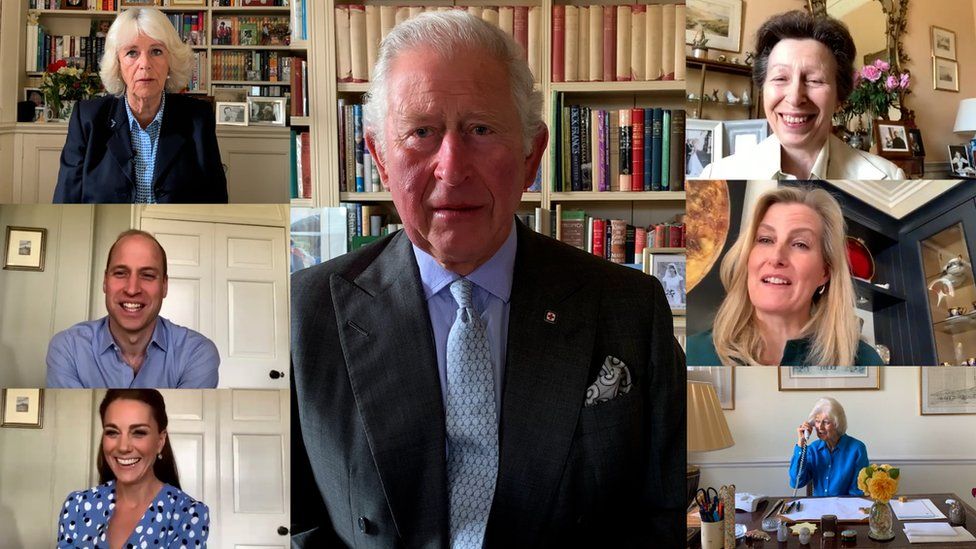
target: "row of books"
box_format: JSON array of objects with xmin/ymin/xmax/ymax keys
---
[
  {"xmin": 337, "ymin": 204, "xmax": 405, "ymax": 251},
  {"xmin": 25, "ymin": 24, "xmax": 105, "ymax": 73},
  {"xmin": 211, "ymin": 50, "xmax": 292, "ymax": 82},
  {"xmin": 290, "ymin": 57, "xmax": 308, "ymax": 116},
  {"xmin": 187, "ymin": 51, "xmax": 208, "ymax": 91},
  {"xmin": 215, "ymin": 83, "xmax": 288, "ymax": 97},
  {"xmin": 290, "ymin": 129, "xmax": 312, "ymax": 199},
  {"xmin": 335, "ymin": 5, "xmax": 542, "ymax": 83},
  {"xmin": 554, "ymin": 207, "xmax": 686, "ymax": 265},
  {"xmin": 166, "ymin": 12, "xmax": 206, "ymax": 46},
  {"xmin": 552, "ymin": 4, "xmax": 685, "ymax": 83},
  {"xmin": 215, "ymin": 0, "xmax": 289, "ymax": 6},
  {"xmin": 212, "ymin": 15, "xmax": 290, "ymax": 46},
  {"xmin": 554, "ymin": 98, "xmax": 686, "ymax": 192},
  {"xmin": 29, "ymin": 0, "xmax": 116, "ymax": 9}
]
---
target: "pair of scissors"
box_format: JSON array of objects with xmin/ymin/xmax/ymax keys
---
[{"xmin": 697, "ymin": 487, "xmax": 718, "ymax": 507}]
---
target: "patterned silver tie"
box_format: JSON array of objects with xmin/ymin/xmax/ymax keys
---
[{"xmin": 445, "ymin": 277, "xmax": 499, "ymax": 548}]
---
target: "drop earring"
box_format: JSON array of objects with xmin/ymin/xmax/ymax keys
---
[{"xmin": 817, "ymin": 285, "xmax": 826, "ymax": 296}]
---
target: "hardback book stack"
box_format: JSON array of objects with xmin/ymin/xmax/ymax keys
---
[
  {"xmin": 552, "ymin": 3, "xmax": 686, "ymax": 82},
  {"xmin": 290, "ymin": 129, "xmax": 312, "ymax": 199},
  {"xmin": 555, "ymin": 207, "xmax": 686, "ymax": 265},
  {"xmin": 25, "ymin": 21, "xmax": 106, "ymax": 73},
  {"xmin": 335, "ymin": 5, "xmax": 543, "ymax": 82},
  {"xmin": 553, "ymin": 96, "xmax": 686, "ymax": 192}
]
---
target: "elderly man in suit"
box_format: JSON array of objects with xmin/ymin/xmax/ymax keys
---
[{"xmin": 290, "ymin": 11, "xmax": 684, "ymax": 548}]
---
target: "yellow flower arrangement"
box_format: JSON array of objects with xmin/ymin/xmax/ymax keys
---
[{"xmin": 859, "ymin": 464, "xmax": 900, "ymax": 502}]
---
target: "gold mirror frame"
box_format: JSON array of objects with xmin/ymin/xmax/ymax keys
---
[{"xmin": 808, "ymin": 0, "xmax": 912, "ymax": 118}]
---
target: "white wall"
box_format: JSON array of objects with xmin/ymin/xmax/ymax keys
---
[{"xmin": 691, "ymin": 367, "xmax": 976, "ymax": 500}]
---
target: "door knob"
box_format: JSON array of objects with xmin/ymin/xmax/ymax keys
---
[
  {"xmin": 269, "ymin": 370, "xmax": 285, "ymax": 379},
  {"xmin": 277, "ymin": 526, "xmax": 289, "ymax": 535}
]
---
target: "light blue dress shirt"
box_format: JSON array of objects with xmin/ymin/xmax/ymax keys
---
[
  {"xmin": 46, "ymin": 316, "xmax": 219, "ymax": 388},
  {"xmin": 789, "ymin": 433, "xmax": 869, "ymax": 496},
  {"xmin": 412, "ymin": 220, "xmax": 517, "ymax": 418},
  {"xmin": 124, "ymin": 93, "xmax": 165, "ymax": 204}
]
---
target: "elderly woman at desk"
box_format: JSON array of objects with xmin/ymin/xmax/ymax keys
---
[
  {"xmin": 790, "ymin": 397, "xmax": 869, "ymax": 497},
  {"xmin": 55, "ymin": 7, "xmax": 227, "ymax": 203},
  {"xmin": 695, "ymin": 10, "xmax": 904, "ymax": 180},
  {"xmin": 686, "ymin": 186, "xmax": 884, "ymax": 366},
  {"xmin": 57, "ymin": 389, "xmax": 209, "ymax": 547}
]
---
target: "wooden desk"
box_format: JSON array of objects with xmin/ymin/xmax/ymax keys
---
[{"xmin": 688, "ymin": 494, "xmax": 976, "ymax": 548}]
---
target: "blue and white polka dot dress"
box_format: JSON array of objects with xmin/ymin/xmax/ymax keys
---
[{"xmin": 57, "ymin": 481, "xmax": 210, "ymax": 548}]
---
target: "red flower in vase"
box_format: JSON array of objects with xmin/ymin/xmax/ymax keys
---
[{"xmin": 46, "ymin": 59, "xmax": 67, "ymax": 73}]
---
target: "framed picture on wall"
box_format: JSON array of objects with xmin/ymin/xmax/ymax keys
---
[
  {"xmin": 686, "ymin": 119, "xmax": 724, "ymax": 179},
  {"xmin": 1, "ymin": 389, "xmax": 43, "ymax": 428},
  {"xmin": 3, "ymin": 226, "xmax": 46, "ymax": 271},
  {"xmin": 778, "ymin": 366, "xmax": 881, "ymax": 391},
  {"xmin": 874, "ymin": 120, "xmax": 912, "ymax": 159},
  {"xmin": 722, "ymin": 119, "xmax": 769, "ymax": 156},
  {"xmin": 931, "ymin": 26, "xmax": 957, "ymax": 60},
  {"xmin": 920, "ymin": 367, "xmax": 976, "ymax": 415},
  {"xmin": 686, "ymin": 0, "xmax": 743, "ymax": 52},
  {"xmin": 933, "ymin": 57, "xmax": 959, "ymax": 92},
  {"xmin": 688, "ymin": 367, "xmax": 735, "ymax": 409}
]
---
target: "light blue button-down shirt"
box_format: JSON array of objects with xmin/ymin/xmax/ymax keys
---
[
  {"xmin": 412, "ymin": 220, "xmax": 517, "ymax": 417},
  {"xmin": 124, "ymin": 93, "xmax": 165, "ymax": 204},
  {"xmin": 789, "ymin": 433, "xmax": 869, "ymax": 496},
  {"xmin": 45, "ymin": 316, "xmax": 219, "ymax": 388}
]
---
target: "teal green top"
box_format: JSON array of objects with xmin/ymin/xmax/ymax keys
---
[{"xmin": 686, "ymin": 329, "xmax": 884, "ymax": 366}]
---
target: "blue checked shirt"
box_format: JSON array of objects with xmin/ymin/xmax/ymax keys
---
[{"xmin": 123, "ymin": 93, "xmax": 166, "ymax": 203}]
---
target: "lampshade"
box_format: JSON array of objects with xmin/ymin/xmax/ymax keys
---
[
  {"xmin": 687, "ymin": 381, "xmax": 735, "ymax": 452},
  {"xmin": 953, "ymin": 98, "xmax": 976, "ymax": 133}
]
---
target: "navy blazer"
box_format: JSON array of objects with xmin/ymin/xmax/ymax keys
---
[{"xmin": 54, "ymin": 93, "xmax": 228, "ymax": 203}]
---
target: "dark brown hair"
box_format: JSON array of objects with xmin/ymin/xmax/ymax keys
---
[
  {"xmin": 105, "ymin": 230, "xmax": 168, "ymax": 279},
  {"xmin": 96, "ymin": 389, "xmax": 181, "ymax": 489},
  {"xmin": 752, "ymin": 10, "xmax": 858, "ymax": 104}
]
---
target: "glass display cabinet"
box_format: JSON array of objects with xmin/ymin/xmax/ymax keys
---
[{"xmin": 922, "ymin": 222, "xmax": 976, "ymax": 365}]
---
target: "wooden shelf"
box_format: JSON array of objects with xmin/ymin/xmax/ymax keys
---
[
  {"xmin": 854, "ymin": 278, "xmax": 906, "ymax": 312},
  {"xmin": 210, "ymin": 44, "xmax": 301, "ymax": 51},
  {"xmin": 337, "ymin": 82, "xmax": 370, "ymax": 93},
  {"xmin": 290, "ymin": 197, "xmax": 314, "ymax": 207},
  {"xmin": 551, "ymin": 191, "xmax": 686, "ymax": 202},
  {"xmin": 210, "ymin": 6, "xmax": 290, "ymax": 13},
  {"xmin": 290, "ymin": 115, "xmax": 311, "ymax": 126},
  {"xmin": 29, "ymin": 8, "xmax": 117, "ymax": 17},
  {"xmin": 686, "ymin": 57, "xmax": 753, "ymax": 76},
  {"xmin": 646, "ymin": 247, "xmax": 686, "ymax": 253},
  {"xmin": 551, "ymin": 80, "xmax": 686, "ymax": 93},
  {"xmin": 521, "ymin": 192, "xmax": 542, "ymax": 202},
  {"xmin": 339, "ymin": 191, "xmax": 392, "ymax": 202}
]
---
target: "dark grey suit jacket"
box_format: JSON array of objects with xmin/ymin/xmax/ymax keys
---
[{"xmin": 290, "ymin": 222, "xmax": 685, "ymax": 547}]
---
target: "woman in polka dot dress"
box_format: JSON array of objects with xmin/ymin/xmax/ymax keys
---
[{"xmin": 57, "ymin": 390, "xmax": 210, "ymax": 548}]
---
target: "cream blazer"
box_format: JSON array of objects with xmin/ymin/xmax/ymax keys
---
[{"xmin": 696, "ymin": 133, "xmax": 906, "ymax": 180}]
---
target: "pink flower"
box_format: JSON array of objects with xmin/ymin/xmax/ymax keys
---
[
  {"xmin": 900, "ymin": 73, "xmax": 910, "ymax": 89},
  {"xmin": 873, "ymin": 59, "xmax": 890, "ymax": 71},
  {"xmin": 885, "ymin": 75, "xmax": 899, "ymax": 91},
  {"xmin": 862, "ymin": 65, "xmax": 882, "ymax": 82}
]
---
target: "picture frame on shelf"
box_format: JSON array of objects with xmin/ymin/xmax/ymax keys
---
[
  {"xmin": 248, "ymin": 96, "xmax": 286, "ymax": 126},
  {"xmin": 686, "ymin": 119, "xmax": 723, "ymax": 179},
  {"xmin": 649, "ymin": 253, "xmax": 686, "ymax": 315},
  {"xmin": 686, "ymin": 0, "xmax": 743, "ymax": 52},
  {"xmin": 931, "ymin": 26, "xmax": 957, "ymax": 60},
  {"xmin": 907, "ymin": 128, "xmax": 926, "ymax": 157},
  {"xmin": 213, "ymin": 18, "xmax": 234, "ymax": 46},
  {"xmin": 948, "ymin": 144, "xmax": 976, "ymax": 177},
  {"xmin": 920, "ymin": 367, "xmax": 976, "ymax": 415},
  {"xmin": 60, "ymin": 0, "xmax": 88, "ymax": 9},
  {"xmin": 874, "ymin": 120, "xmax": 912, "ymax": 159},
  {"xmin": 778, "ymin": 366, "xmax": 880, "ymax": 391},
  {"xmin": 933, "ymin": 57, "xmax": 959, "ymax": 92},
  {"xmin": 1, "ymin": 389, "xmax": 43, "ymax": 428},
  {"xmin": 722, "ymin": 119, "xmax": 768, "ymax": 156},
  {"xmin": 216, "ymin": 101, "xmax": 248, "ymax": 126},
  {"xmin": 23, "ymin": 88, "xmax": 42, "ymax": 108},
  {"xmin": 687, "ymin": 367, "xmax": 735, "ymax": 409},
  {"xmin": 4, "ymin": 226, "xmax": 46, "ymax": 271},
  {"xmin": 242, "ymin": 0, "xmax": 276, "ymax": 6}
]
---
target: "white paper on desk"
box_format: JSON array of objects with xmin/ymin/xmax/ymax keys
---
[
  {"xmin": 904, "ymin": 526, "xmax": 976, "ymax": 544},
  {"xmin": 904, "ymin": 523, "xmax": 958, "ymax": 536},
  {"xmin": 780, "ymin": 497, "xmax": 872, "ymax": 521},
  {"xmin": 893, "ymin": 499, "xmax": 948, "ymax": 520},
  {"xmin": 735, "ymin": 493, "xmax": 765, "ymax": 513}
]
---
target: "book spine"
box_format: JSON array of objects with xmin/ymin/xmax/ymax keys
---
[
  {"xmin": 290, "ymin": 130, "xmax": 299, "ymax": 198},
  {"xmin": 661, "ymin": 109, "xmax": 671, "ymax": 188},
  {"xmin": 380, "ymin": 6, "xmax": 395, "ymax": 41},
  {"xmin": 635, "ymin": 228, "xmax": 647, "ymax": 265},
  {"xmin": 610, "ymin": 219, "xmax": 626, "ymax": 263},
  {"xmin": 349, "ymin": 5, "xmax": 368, "ymax": 82},
  {"xmin": 300, "ymin": 131, "xmax": 312, "ymax": 199},
  {"xmin": 482, "ymin": 6, "xmax": 499, "ymax": 27},
  {"xmin": 661, "ymin": 4, "xmax": 675, "ymax": 80},
  {"xmin": 596, "ymin": 110, "xmax": 606, "ymax": 192},
  {"xmin": 581, "ymin": 106, "xmax": 591, "ymax": 191},
  {"xmin": 618, "ymin": 109, "xmax": 632, "ymax": 191},
  {"xmin": 344, "ymin": 105, "xmax": 356, "ymax": 193},
  {"xmin": 592, "ymin": 218, "xmax": 605, "ymax": 258},
  {"xmin": 669, "ymin": 110, "xmax": 686, "ymax": 191},
  {"xmin": 630, "ymin": 5, "xmax": 645, "ymax": 81},
  {"xmin": 551, "ymin": 5, "xmax": 564, "ymax": 82},
  {"xmin": 631, "ymin": 107, "xmax": 644, "ymax": 192},
  {"xmin": 365, "ymin": 5, "xmax": 380, "ymax": 81},
  {"xmin": 588, "ymin": 4, "xmax": 602, "ymax": 81},
  {"xmin": 569, "ymin": 105, "xmax": 581, "ymax": 191},
  {"xmin": 651, "ymin": 108, "xmax": 664, "ymax": 190},
  {"xmin": 336, "ymin": 98, "xmax": 346, "ymax": 192},
  {"xmin": 674, "ymin": 5, "xmax": 686, "ymax": 81},
  {"xmin": 561, "ymin": 104, "xmax": 571, "ymax": 192},
  {"xmin": 564, "ymin": 5, "xmax": 578, "ymax": 82},
  {"xmin": 526, "ymin": 6, "xmax": 539, "ymax": 80},
  {"xmin": 643, "ymin": 108, "xmax": 652, "ymax": 191},
  {"xmin": 614, "ymin": 5, "xmax": 631, "ymax": 82},
  {"xmin": 353, "ymin": 104, "xmax": 364, "ymax": 192},
  {"xmin": 625, "ymin": 224, "xmax": 636, "ymax": 264},
  {"xmin": 602, "ymin": 6, "xmax": 615, "ymax": 82},
  {"xmin": 499, "ymin": 6, "xmax": 514, "ymax": 36},
  {"xmin": 577, "ymin": 6, "xmax": 589, "ymax": 82},
  {"xmin": 609, "ymin": 111, "xmax": 619, "ymax": 192}
]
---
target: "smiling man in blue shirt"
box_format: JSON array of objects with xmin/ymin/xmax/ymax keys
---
[
  {"xmin": 789, "ymin": 396, "xmax": 869, "ymax": 496},
  {"xmin": 46, "ymin": 230, "xmax": 219, "ymax": 388}
]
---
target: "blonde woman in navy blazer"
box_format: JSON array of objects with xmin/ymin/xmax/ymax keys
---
[{"xmin": 55, "ymin": 8, "xmax": 227, "ymax": 203}]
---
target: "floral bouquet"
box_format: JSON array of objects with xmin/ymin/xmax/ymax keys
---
[
  {"xmin": 39, "ymin": 59, "xmax": 102, "ymax": 121},
  {"xmin": 838, "ymin": 59, "xmax": 911, "ymax": 125},
  {"xmin": 858, "ymin": 463, "xmax": 900, "ymax": 502}
]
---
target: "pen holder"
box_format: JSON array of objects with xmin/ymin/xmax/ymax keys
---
[{"xmin": 700, "ymin": 520, "xmax": 724, "ymax": 549}]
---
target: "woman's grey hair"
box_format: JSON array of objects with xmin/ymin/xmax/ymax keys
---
[
  {"xmin": 100, "ymin": 8, "xmax": 193, "ymax": 95},
  {"xmin": 808, "ymin": 396, "xmax": 848, "ymax": 436},
  {"xmin": 362, "ymin": 10, "xmax": 543, "ymax": 155}
]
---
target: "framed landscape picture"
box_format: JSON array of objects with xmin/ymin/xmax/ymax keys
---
[
  {"xmin": 931, "ymin": 26, "xmax": 957, "ymax": 60},
  {"xmin": 920, "ymin": 367, "xmax": 976, "ymax": 415},
  {"xmin": 1, "ymin": 389, "xmax": 43, "ymax": 428},
  {"xmin": 934, "ymin": 57, "xmax": 959, "ymax": 92},
  {"xmin": 4, "ymin": 226, "xmax": 46, "ymax": 271},
  {"xmin": 779, "ymin": 366, "xmax": 881, "ymax": 391},
  {"xmin": 686, "ymin": 0, "xmax": 743, "ymax": 52}
]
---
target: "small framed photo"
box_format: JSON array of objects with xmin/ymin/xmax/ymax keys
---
[
  {"xmin": 948, "ymin": 144, "xmax": 976, "ymax": 177},
  {"xmin": 722, "ymin": 119, "xmax": 769, "ymax": 156},
  {"xmin": 649, "ymin": 253, "xmax": 686, "ymax": 315},
  {"xmin": 60, "ymin": 0, "xmax": 87, "ymax": 9},
  {"xmin": 239, "ymin": 22, "xmax": 259, "ymax": 46},
  {"xmin": 686, "ymin": 119, "xmax": 724, "ymax": 179},
  {"xmin": 920, "ymin": 368, "xmax": 976, "ymax": 415},
  {"xmin": 934, "ymin": 57, "xmax": 959, "ymax": 92},
  {"xmin": 874, "ymin": 120, "xmax": 912, "ymax": 159},
  {"xmin": 23, "ymin": 87, "xmax": 43, "ymax": 108},
  {"xmin": 1, "ymin": 389, "xmax": 43, "ymax": 428},
  {"xmin": 779, "ymin": 366, "xmax": 881, "ymax": 391},
  {"xmin": 931, "ymin": 26, "xmax": 957, "ymax": 60},
  {"xmin": 908, "ymin": 128, "xmax": 926, "ymax": 157},
  {"xmin": 247, "ymin": 96, "xmax": 287, "ymax": 126},
  {"xmin": 216, "ymin": 101, "xmax": 248, "ymax": 126},
  {"xmin": 213, "ymin": 17, "xmax": 234, "ymax": 45},
  {"xmin": 4, "ymin": 226, "xmax": 46, "ymax": 271}
]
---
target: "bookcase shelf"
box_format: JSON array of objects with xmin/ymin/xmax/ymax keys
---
[
  {"xmin": 551, "ymin": 191, "xmax": 685, "ymax": 202},
  {"xmin": 551, "ymin": 80, "xmax": 685, "ymax": 93}
]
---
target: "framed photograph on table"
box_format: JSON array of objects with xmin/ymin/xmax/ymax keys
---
[
  {"xmin": 215, "ymin": 101, "xmax": 248, "ymax": 126},
  {"xmin": 948, "ymin": 144, "xmax": 976, "ymax": 177},
  {"xmin": 686, "ymin": 119, "xmax": 723, "ymax": 179},
  {"xmin": 686, "ymin": 0, "xmax": 743, "ymax": 52},
  {"xmin": 247, "ymin": 97, "xmax": 287, "ymax": 127},
  {"xmin": 1, "ymin": 389, "xmax": 43, "ymax": 428},
  {"xmin": 920, "ymin": 367, "xmax": 976, "ymax": 415},
  {"xmin": 778, "ymin": 366, "xmax": 880, "ymax": 391},
  {"xmin": 649, "ymin": 253, "xmax": 686, "ymax": 315},
  {"xmin": 907, "ymin": 128, "xmax": 926, "ymax": 157},
  {"xmin": 722, "ymin": 119, "xmax": 768, "ymax": 156},
  {"xmin": 933, "ymin": 57, "xmax": 959, "ymax": 92},
  {"xmin": 688, "ymin": 367, "xmax": 735, "ymax": 409},
  {"xmin": 60, "ymin": 0, "xmax": 88, "ymax": 9},
  {"xmin": 931, "ymin": 26, "xmax": 957, "ymax": 60},
  {"xmin": 874, "ymin": 120, "xmax": 912, "ymax": 159},
  {"xmin": 4, "ymin": 226, "xmax": 46, "ymax": 271}
]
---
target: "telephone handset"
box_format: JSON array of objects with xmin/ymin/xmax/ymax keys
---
[{"xmin": 792, "ymin": 424, "xmax": 813, "ymax": 499}]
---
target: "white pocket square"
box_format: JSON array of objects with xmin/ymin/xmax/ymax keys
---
[{"xmin": 584, "ymin": 356, "xmax": 632, "ymax": 407}]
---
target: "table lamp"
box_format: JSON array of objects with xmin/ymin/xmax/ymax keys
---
[
  {"xmin": 687, "ymin": 381, "xmax": 735, "ymax": 507},
  {"xmin": 953, "ymin": 98, "xmax": 976, "ymax": 138}
]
